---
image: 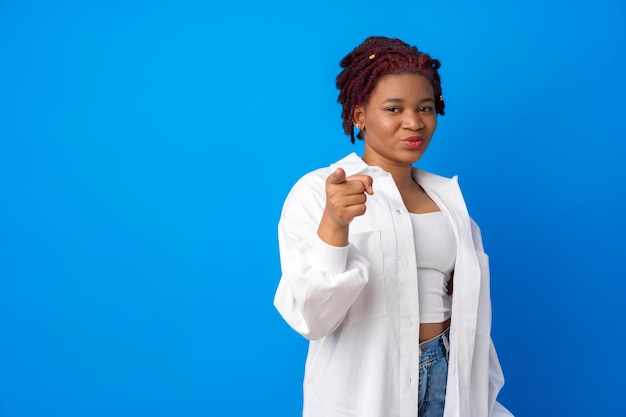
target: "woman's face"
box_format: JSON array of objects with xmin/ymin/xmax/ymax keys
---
[{"xmin": 354, "ymin": 73, "xmax": 437, "ymax": 169}]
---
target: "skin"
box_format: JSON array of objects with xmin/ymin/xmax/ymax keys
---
[{"xmin": 318, "ymin": 73, "xmax": 451, "ymax": 342}]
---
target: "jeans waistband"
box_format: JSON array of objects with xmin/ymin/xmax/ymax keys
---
[{"xmin": 419, "ymin": 327, "xmax": 450, "ymax": 361}]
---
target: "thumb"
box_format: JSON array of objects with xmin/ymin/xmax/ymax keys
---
[{"xmin": 327, "ymin": 168, "xmax": 347, "ymax": 185}]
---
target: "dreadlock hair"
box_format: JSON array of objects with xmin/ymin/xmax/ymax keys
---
[{"xmin": 336, "ymin": 36, "xmax": 445, "ymax": 144}]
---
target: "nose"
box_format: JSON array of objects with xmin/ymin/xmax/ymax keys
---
[{"xmin": 404, "ymin": 111, "xmax": 424, "ymax": 131}]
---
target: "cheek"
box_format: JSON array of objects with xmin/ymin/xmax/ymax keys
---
[
  {"xmin": 427, "ymin": 117, "xmax": 438, "ymax": 132},
  {"xmin": 372, "ymin": 118, "xmax": 397, "ymax": 134}
]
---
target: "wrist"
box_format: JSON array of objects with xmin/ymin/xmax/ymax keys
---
[{"xmin": 317, "ymin": 213, "xmax": 349, "ymax": 247}]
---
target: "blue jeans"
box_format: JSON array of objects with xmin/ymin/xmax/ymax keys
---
[{"xmin": 418, "ymin": 328, "xmax": 450, "ymax": 417}]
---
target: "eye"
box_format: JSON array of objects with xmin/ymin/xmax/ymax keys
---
[
  {"xmin": 386, "ymin": 107, "xmax": 401, "ymax": 113},
  {"xmin": 419, "ymin": 106, "xmax": 434, "ymax": 113}
]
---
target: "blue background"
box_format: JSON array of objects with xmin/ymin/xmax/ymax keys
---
[{"xmin": 1, "ymin": 0, "xmax": 625, "ymax": 416}]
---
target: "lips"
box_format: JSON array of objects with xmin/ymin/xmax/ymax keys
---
[{"xmin": 401, "ymin": 136, "xmax": 425, "ymax": 149}]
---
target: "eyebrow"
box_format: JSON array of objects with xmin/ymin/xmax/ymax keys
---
[{"xmin": 382, "ymin": 97, "xmax": 434, "ymax": 104}]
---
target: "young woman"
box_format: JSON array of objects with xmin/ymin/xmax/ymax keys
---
[{"xmin": 274, "ymin": 36, "xmax": 513, "ymax": 417}]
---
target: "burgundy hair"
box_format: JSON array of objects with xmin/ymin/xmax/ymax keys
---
[{"xmin": 336, "ymin": 36, "xmax": 445, "ymax": 143}]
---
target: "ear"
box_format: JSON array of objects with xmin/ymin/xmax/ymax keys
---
[{"xmin": 352, "ymin": 105, "xmax": 365, "ymax": 126}]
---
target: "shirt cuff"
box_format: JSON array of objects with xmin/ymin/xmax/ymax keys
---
[{"xmin": 310, "ymin": 236, "xmax": 349, "ymax": 274}]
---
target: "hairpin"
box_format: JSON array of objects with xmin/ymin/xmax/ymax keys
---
[{"xmin": 369, "ymin": 54, "xmax": 376, "ymax": 60}]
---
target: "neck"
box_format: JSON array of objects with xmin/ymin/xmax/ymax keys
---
[{"xmin": 393, "ymin": 170, "xmax": 418, "ymax": 190}]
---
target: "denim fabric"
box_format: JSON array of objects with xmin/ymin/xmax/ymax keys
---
[{"xmin": 418, "ymin": 328, "xmax": 449, "ymax": 417}]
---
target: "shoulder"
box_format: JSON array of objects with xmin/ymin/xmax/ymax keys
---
[
  {"xmin": 282, "ymin": 153, "xmax": 365, "ymax": 209},
  {"xmin": 413, "ymin": 167, "xmax": 459, "ymax": 187},
  {"xmin": 282, "ymin": 169, "xmax": 327, "ymax": 213},
  {"xmin": 288, "ymin": 153, "xmax": 367, "ymax": 195}
]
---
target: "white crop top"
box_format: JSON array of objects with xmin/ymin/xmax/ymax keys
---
[{"xmin": 409, "ymin": 211, "xmax": 456, "ymax": 324}]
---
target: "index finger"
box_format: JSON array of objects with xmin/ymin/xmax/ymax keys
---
[{"xmin": 327, "ymin": 168, "xmax": 347, "ymax": 185}]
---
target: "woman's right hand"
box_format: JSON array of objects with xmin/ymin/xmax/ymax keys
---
[{"xmin": 317, "ymin": 168, "xmax": 373, "ymax": 247}]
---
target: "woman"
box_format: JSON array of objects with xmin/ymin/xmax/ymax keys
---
[{"xmin": 274, "ymin": 36, "xmax": 513, "ymax": 417}]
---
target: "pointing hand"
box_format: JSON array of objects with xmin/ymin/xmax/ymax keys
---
[{"xmin": 324, "ymin": 168, "xmax": 374, "ymax": 226}]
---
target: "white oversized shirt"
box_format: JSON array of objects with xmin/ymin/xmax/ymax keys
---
[{"xmin": 274, "ymin": 153, "xmax": 513, "ymax": 417}]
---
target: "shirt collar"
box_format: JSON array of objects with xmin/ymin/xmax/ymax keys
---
[
  {"xmin": 329, "ymin": 152, "xmax": 373, "ymax": 177},
  {"xmin": 330, "ymin": 152, "xmax": 458, "ymax": 187}
]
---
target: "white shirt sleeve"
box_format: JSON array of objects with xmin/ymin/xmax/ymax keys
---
[{"xmin": 273, "ymin": 171, "xmax": 370, "ymax": 340}]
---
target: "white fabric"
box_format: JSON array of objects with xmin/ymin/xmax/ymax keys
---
[
  {"xmin": 274, "ymin": 153, "xmax": 514, "ymax": 417},
  {"xmin": 409, "ymin": 211, "xmax": 455, "ymax": 323}
]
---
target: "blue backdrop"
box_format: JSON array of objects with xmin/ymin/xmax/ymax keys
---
[{"xmin": 1, "ymin": 1, "xmax": 625, "ymax": 416}]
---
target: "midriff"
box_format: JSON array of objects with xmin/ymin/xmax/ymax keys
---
[{"xmin": 419, "ymin": 318, "xmax": 451, "ymax": 343}]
